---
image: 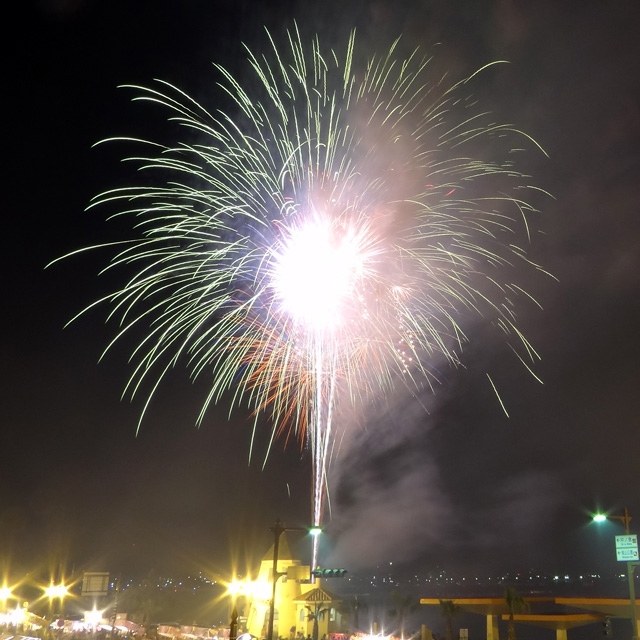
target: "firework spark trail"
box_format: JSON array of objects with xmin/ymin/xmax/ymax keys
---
[{"xmin": 54, "ymin": 27, "xmax": 549, "ymax": 568}]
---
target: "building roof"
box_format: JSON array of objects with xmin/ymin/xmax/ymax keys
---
[
  {"xmin": 555, "ymin": 597, "xmax": 640, "ymax": 617},
  {"xmin": 262, "ymin": 532, "xmax": 293, "ymax": 563},
  {"xmin": 294, "ymin": 586, "xmax": 341, "ymax": 604},
  {"xmin": 419, "ymin": 597, "xmax": 552, "ymax": 615}
]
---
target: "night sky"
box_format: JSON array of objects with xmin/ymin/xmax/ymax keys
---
[{"xmin": 4, "ymin": 0, "xmax": 639, "ymax": 582}]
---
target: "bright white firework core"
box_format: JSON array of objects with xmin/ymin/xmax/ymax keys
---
[{"xmin": 272, "ymin": 219, "xmax": 365, "ymax": 331}]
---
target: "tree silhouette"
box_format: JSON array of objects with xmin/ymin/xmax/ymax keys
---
[
  {"xmin": 339, "ymin": 595, "xmax": 368, "ymax": 632},
  {"xmin": 306, "ymin": 604, "xmax": 330, "ymax": 640},
  {"xmin": 504, "ymin": 588, "xmax": 529, "ymax": 640},
  {"xmin": 118, "ymin": 572, "xmax": 166, "ymax": 625},
  {"xmin": 388, "ymin": 591, "xmax": 420, "ymax": 640},
  {"xmin": 438, "ymin": 600, "xmax": 462, "ymax": 640}
]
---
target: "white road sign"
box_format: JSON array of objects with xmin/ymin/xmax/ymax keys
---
[{"xmin": 615, "ymin": 535, "xmax": 638, "ymax": 562}]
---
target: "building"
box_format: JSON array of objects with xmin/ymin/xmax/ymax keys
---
[{"xmin": 245, "ymin": 534, "xmax": 343, "ymax": 640}]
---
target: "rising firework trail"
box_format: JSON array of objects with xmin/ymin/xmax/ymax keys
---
[{"xmin": 55, "ymin": 27, "xmax": 549, "ymax": 568}]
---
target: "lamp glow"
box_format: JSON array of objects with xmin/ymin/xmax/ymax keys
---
[
  {"xmin": 45, "ymin": 584, "xmax": 68, "ymax": 599},
  {"xmin": 9, "ymin": 607, "xmax": 26, "ymax": 625},
  {"xmin": 85, "ymin": 608, "xmax": 102, "ymax": 626},
  {"xmin": 226, "ymin": 579, "xmax": 248, "ymax": 598}
]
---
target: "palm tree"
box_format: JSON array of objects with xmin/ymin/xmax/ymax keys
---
[
  {"xmin": 338, "ymin": 595, "xmax": 368, "ymax": 632},
  {"xmin": 438, "ymin": 600, "xmax": 462, "ymax": 640},
  {"xmin": 504, "ymin": 588, "xmax": 529, "ymax": 640},
  {"xmin": 306, "ymin": 603, "xmax": 330, "ymax": 640},
  {"xmin": 118, "ymin": 572, "xmax": 166, "ymax": 625},
  {"xmin": 388, "ymin": 591, "xmax": 420, "ymax": 640}
]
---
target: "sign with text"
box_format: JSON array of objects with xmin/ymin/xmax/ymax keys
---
[
  {"xmin": 286, "ymin": 565, "xmax": 311, "ymax": 581},
  {"xmin": 82, "ymin": 572, "xmax": 110, "ymax": 596},
  {"xmin": 615, "ymin": 535, "xmax": 638, "ymax": 562}
]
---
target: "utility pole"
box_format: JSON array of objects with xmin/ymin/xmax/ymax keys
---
[{"xmin": 266, "ymin": 520, "xmax": 311, "ymax": 640}]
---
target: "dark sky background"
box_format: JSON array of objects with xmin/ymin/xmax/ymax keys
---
[{"xmin": 4, "ymin": 0, "xmax": 639, "ymax": 585}]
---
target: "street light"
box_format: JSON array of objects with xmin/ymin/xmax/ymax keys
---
[
  {"xmin": 225, "ymin": 578, "xmax": 257, "ymax": 640},
  {"xmin": 266, "ymin": 519, "xmax": 319, "ymax": 640},
  {"xmin": 592, "ymin": 507, "xmax": 639, "ymax": 640},
  {"xmin": 44, "ymin": 582, "xmax": 68, "ymax": 622},
  {"xmin": 309, "ymin": 526, "xmax": 323, "ymax": 573},
  {"xmin": 593, "ymin": 507, "xmax": 633, "ymax": 532},
  {"xmin": 0, "ymin": 585, "xmax": 15, "ymax": 613},
  {"xmin": 44, "ymin": 584, "xmax": 69, "ymax": 600},
  {"xmin": 85, "ymin": 607, "xmax": 103, "ymax": 628}
]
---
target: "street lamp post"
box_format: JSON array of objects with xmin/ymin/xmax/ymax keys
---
[
  {"xmin": 230, "ymin": 605, "xmax": 238, "ymax": 640},
  {"xmin": 593, "ymin": 508, "xmax": 639, "ymax": 640},
  {"xmin": 226, "ymin": 578, "xmax": 252, "ymax": 640},
  {"xmin": 45, "ymin": 583, "xmax": 68, "ymax": 619},
  {"xmin": 0, "ymin": 585, "xmax": 15, "ymax": 614},
  {"xmin": 628, "ymin": 561, "xmax": 639, "ymax": 640},
  {"xmin": 266, "ymin": 519, "xmax": 316, "ymax": 640}
]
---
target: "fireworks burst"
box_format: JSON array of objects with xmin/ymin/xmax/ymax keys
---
[{"xmin": 56, "ymin": 27, "xmax": 548, "ymax": 565}]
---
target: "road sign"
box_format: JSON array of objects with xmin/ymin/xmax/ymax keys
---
[
  {"xmin": 617, "ymin": 548, "xmax": 639, "ymax": 561},
  {"xmin": 615, "ymin": 534, "xmax": 638, "ymax": 562},
  {"xmin": 287, "ymin": 565, "xmax": 311, "ymax": 581},
  {"xmin": 82, "ymin": 572, "xmax": 110, "ymax": 596}
]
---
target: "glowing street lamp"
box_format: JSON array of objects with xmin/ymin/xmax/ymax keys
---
[
  {"xmin": 592, "ymin": 507, "xmax": 638, "ymax": 640},
  {"xmin": 45, "ymin": 583, "xmax": 68, "ymax": 619},
  {"xmin": 226, "ymin": 579, "xmax": 253, "ymax": 600},
  {"xmin": 8, "ymin": 605, "xmax": 26, "ymax": 627},
  {"xmin": 593, "ymin": 507, "xmax": 633, "ymax": 533},
  {"xmin": 85, "ymin": 607, "xmax": 103, "ymax": 628},
  {"xmin": 45, "ymin": 584, "xmax": 69, "ymax": 601},
  {"xmin": 0, "ymin": 585, "xmax": 14, "ymax": 612},
  {"xmin": 225, "ymin": 577, "xmax": 256, "ymax": 640},
  {"xmin": 0, "ymin": 584, "xmax": 27, "ymax": 630}
]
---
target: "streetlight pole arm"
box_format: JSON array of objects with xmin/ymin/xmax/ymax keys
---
[
  {"xmin": 607, "ymin": 507, "xmax": 632, "ymax": 534},
  {"xmin": 592, "ymin": 507, "xmax": 638, "ymax": 639}
]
